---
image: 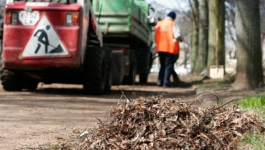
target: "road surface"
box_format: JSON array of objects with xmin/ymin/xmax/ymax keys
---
[{"xmin": 0, "ymin": 74, "xmax": 196, "ymax": 149}]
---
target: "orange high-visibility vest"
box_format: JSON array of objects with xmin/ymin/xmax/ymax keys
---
[{"xmin": 155, "ymin": 20, "xmax": 180, "ymax": 54}]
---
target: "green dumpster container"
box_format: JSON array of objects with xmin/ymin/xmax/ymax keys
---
[
  {"xmin": 92, "ymin": 0, "xmax": 151, "ymax": 46},
  {"xmin": 92, "ymin": 0, "xmax": 153, "ymax": 84}
]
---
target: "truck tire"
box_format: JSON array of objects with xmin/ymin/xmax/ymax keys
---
[
  {"xmin": 0, "ymin": 68, "xmax": 38, "ymax": 91},
  {"xmin": 104, "ymin": 47, "xmax": 112, "ymax": 93},
  {"xmin": 0, "ymin": 44, "xmax": 37, "ymax": 91},
  {"xmin": 0, "ymin": 69, "xmax": 23, "ymax": 91},
  {"xmin": 83, "ymin": 46, "xmax": 107, "ymax": 95}
]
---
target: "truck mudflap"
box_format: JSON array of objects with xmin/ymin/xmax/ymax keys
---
[
  {"xmin": 111, "ymin": 50, "xmax": 125, "ymax": 85},
  {"xmin": 136, "ymin": 46, "xmax": 152, "ymax": 74},
  {"xmin": 2, "ymin": 2, "xmax": 82, "ymax": 70},
  {"xmin": 136, "ymin": 46, "xmax": 152, "ymax": 84}
]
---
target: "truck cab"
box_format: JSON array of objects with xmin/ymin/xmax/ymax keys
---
[{"xmin": 1, "ymin": 0, "xmax": 111, "ymax": 94}]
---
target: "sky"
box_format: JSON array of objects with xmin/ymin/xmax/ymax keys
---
[
  {"xmin": 144, "ymin": 0, "xmax": 191, "ymax": 20},
  {"xmin": 145, "ymin": 0, "xmax": 190, "ymax": 11}
]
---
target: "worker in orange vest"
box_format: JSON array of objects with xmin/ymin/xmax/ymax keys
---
[{"xmin": 155, "ymin": 11, "xmax": 183, "ymax": 87}]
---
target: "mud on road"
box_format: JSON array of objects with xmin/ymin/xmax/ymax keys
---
[{"xmin": 0, "ymin": 74, "xmax": 197, "ymax": 149}]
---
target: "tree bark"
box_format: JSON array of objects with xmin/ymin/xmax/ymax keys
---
[
  {"xmin": 195, "ymin": 0, "xmax": 208, "ymax": 74},
  {"xmin": 232, "ymin": 0, "xmax": 264, "ymax": 90},
  {"xmin": 190, "ymin": 0, "xmax": 199, "ymax": 73},
  {"xmin": 207, "ymin": 0, "xmax": 225, "ymax": 75}
]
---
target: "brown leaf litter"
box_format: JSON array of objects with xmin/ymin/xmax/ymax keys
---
[{"xmin": 78, "ymin": 95, "xmax": 265, "ymax": 149}]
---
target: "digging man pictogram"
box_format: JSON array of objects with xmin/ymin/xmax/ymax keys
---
[
  {"xmin": 22, "ymin": 15, "xmax": 68, "ymax": 57},
  {"xmin": 34, "ymin": 25, "xmax": 63, "ymax": 54}
]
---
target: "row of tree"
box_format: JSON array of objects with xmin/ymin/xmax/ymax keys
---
[{"xmin": 189, "ymin": 0, "xmax": 263, "ymax": 90}]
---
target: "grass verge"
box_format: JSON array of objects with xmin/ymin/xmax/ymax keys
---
[
  {"xmin": 239, "ymin": 96, "xmax": 265, "ymax": 111},
  {"xmin": 238, "ymin": 96, "xmax": 265, "ymax": 149},
  {"xmin": 240, "ymin": 132, "xmax": 265, "ymax": 150}
]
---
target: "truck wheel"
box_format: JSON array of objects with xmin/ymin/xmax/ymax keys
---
[
  {"xmin": 139, "ymin": 73, "xmax": 148, "ymax": 84},
  {"xmin": 0, "ymin": 69, "xmax": 23, "ymax": 91},
  {"xmin": 104, "ymin": 48, "xmax": 112, "ymax": 93},
  {"xmin": 83, "ymin": 46, "xmax": 107, "ymax": 95}
]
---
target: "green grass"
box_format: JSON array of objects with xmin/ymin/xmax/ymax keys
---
[
  {"xmin": 238, "ymin": 96, "xmax": 265, "ymax": 149},
  {"xmin": 240, "ymin": 132, "xmax": 265, "ymax": 150},
  {"xmin": 239, "ymin": 96, "xmax": 265, "ymax": 111}
]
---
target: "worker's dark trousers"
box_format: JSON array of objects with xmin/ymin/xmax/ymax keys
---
[
  {"xmin": 158, "ymin": 52, "xmax": 175, "ymax": 86},
  {"xmin": 172, "ymin": 54, "xmax": 180, "ymax": 83}
]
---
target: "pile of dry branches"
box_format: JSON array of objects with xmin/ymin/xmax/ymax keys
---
[{"xmin": 79, "ymin": 95, "xmax": 264, "ymax": 149}]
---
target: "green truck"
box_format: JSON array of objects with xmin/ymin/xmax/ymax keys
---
[{"xmin": 92, "ymin": 0, "xmax": 154, "ymax": 84}]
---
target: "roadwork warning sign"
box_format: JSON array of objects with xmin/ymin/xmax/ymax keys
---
[{"xmin": 22, "ymin": 15, "xmax": 68, "ymax": 57}]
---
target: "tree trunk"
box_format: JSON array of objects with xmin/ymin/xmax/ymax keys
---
[
  {"xmin": 207, "ymin": 0, "xmax": 225, "ymax": 75},
  {"xmin": 190, "ymin": 0, "xmax": 199, "ymax": 73},
  {"xmin": 232, "ymin": 0, "xmax": 264, "ymax": 90},
  {"xmin": 195, "ymin": 0, "xmax": 208, "ymax": 74}
]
